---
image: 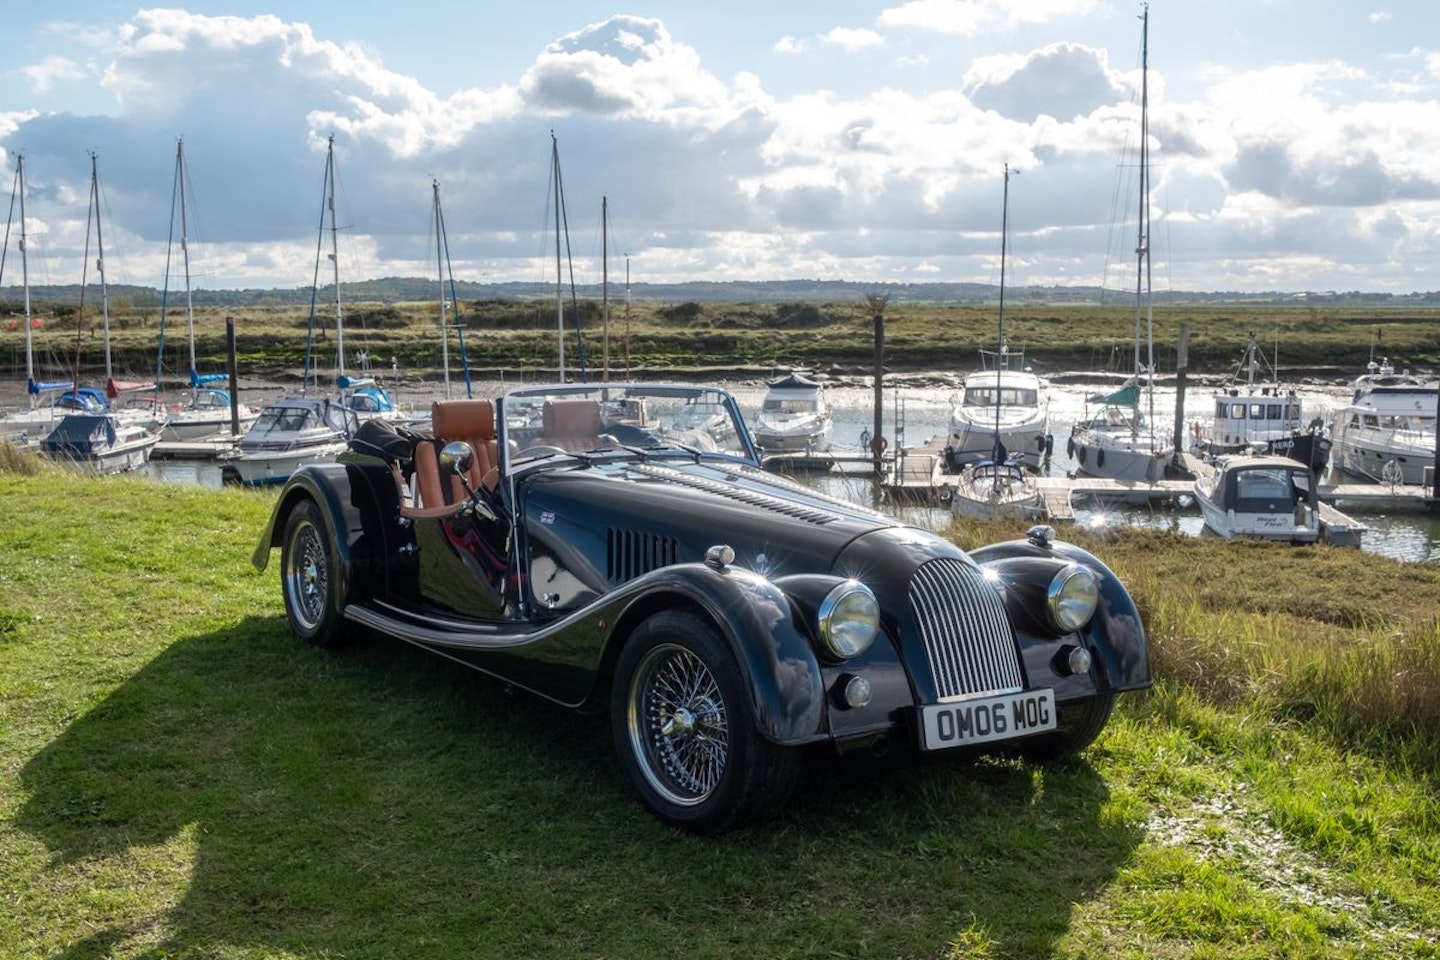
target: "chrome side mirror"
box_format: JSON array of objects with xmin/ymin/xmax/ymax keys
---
[{"xmin": 439, "ymin": 441, "xmax": 475, "ymax": 480}]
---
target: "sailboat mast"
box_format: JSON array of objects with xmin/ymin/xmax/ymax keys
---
[
  {"xmin": 434, "ymin": 179, "xmax": 451, "ymax": 398},
  {"xmin": 602, "ymin": 195, "xmax": 609, "ymax": 382},
  {"xmin": 176, "ymin": 140, "xmax": 196, "ymax": 377},
  {"xmin": 1132, "ymin": 3, "xmax": 1153, "ymax": 441},
  {"xmin": 326, "ymin": 137, "xmax": 345, "ymax": 381},
  {"xmin": 15, "ymin": 155, "xmax": 34, "ymax": 395},
  {"xmin": 89, "ymin": 153, "xmax": 113, "ymax": 381},
  {"xmin": 551, "ymin": 132, "xmax": 565, "ymax": 381},
  {"xmin": 995, "ymin": 164, "xmax": 1009, "ymax": 471},
  {"xmin": 624, "ymin": 254, "xmax": 632, "ymax": 375}
]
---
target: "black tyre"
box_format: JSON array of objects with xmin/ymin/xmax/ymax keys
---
[
  {"xmin": 612, "ymin": 610, "xmax": 800, "ymax": 834},
  {"xmin": 280, "ymin": 498, "xmax": 349, "ymax": 648},
  {"xmin": 1017, "ymin": 692, "xmax": 1115, "ymax": 762}
]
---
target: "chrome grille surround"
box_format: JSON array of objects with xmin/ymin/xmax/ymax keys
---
[{"xmin": 909, "ymin": 558, "xmax": 1023, "ymax": 701}]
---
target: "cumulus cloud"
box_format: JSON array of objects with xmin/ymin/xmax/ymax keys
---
[
  {"xmin": 18, "ymin": 56, "xmax": 89, "ymax": 95},
  {"xmin": 821, "ymin": 27, "xmax": 885, "ymax": 53},
  {"xmin": 3, "ymin": 8, "xmax": 1440, "ymax": 294},
  {"xmin": 965, "ymin": 43, "xmax": 1127, "ymax": 121}
]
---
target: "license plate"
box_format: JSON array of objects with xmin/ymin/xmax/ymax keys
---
[{"xmin": 919, "ymin": 689, "xmax": 1056, "ymax": 750}]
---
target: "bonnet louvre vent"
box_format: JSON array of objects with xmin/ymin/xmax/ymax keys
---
[
  {"xmin": 631, "ymin": 463, "xmax": 843, "ymax": 524},
  {"xmin": 607, "ymin": 529, "xmax": 680, "ymax": 583}
]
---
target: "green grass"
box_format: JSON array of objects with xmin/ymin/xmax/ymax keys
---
[{"xmin": 3, "ymin": 459, "xmax": 1439, "ymax": 958}]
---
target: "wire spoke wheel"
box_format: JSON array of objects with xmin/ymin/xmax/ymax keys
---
[
  {"xmin": 611, "ymin": 609, "xmax": 800, "ymax": 833},
  {"xmin": 627, "ymin": 643, "xmax": 730, "ymax": 806},
  {"xmin": 284, "ymin": 517, "xmax": 329, "ymax": 632},
  {"xmin": 279, "ymin": 498, "xmax": 348, "ymax": 647}
]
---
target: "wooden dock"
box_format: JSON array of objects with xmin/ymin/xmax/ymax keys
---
[{"xmin": 877, "ymin": 441, "xmax": 1384, "ymax": 546}]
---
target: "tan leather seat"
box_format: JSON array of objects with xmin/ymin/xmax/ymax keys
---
[
  {"xmin": 408, "ymin": 399, "xmax": 499, "ymax": 514},
  {"xmin": 538, "ymin": 398, "xmax": 605, "ymax": 452}
]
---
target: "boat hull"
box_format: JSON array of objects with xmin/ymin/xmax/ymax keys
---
[
  {"xmin": 945, "ymin": 417, "xmax": 1049, "ymax": 471},
  {"xmin": 1069, "ymin": 428, "xmax": 1171, "ymax": 483},
  {"xmin": 221, "ymin": 440, "xmax": 350, "ymax": 486}
]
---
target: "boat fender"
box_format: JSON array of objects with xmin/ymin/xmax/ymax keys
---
[
  {"xmin": 1044, "ymin": 434, "xmax": 1054, "ymax": 456},
  {"xmin": 1066, "ymin": 436, "xmax": 1075, "ymax": 460},
  {"xmin": 1096, "ymin": 448, "xmax": 1106, "ymax": 469},
  {"xmin": 869, "ymin": 435, "xmax": 888, "ymax": 456},
  {"xmin": 1076, "ymin": 445, "xmax": 1086, "ymax": 465}
]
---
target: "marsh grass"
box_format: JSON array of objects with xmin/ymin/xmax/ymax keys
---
[
  {"xmin": 16, "ymin": 297, "xmax": 1440, "ymax": 382},
  {"xmin": 0, "ymin": 440, "xmax": 41, "ymax": 475},
  {"xmin": 2, "ymin": 468, "xmax": 1438, "ymax": 958}
]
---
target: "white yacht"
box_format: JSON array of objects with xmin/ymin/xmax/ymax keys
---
[
  {"xmin": 753, "ymin": 373, "xmax": 832, "ymax": 454},
  {"xmin": 944, "ymin": 346, "xmax": 1049, "ymax": 471},
  {"xmin": 220, "ymin": 396, "xmax": 356, "ymax": 486},
  {"xmin": 1328, "ymin": 358, "xmax": 1437, "ymax": 486}
]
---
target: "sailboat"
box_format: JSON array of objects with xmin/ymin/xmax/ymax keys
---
[
  {"xmin": 1, "ymin": 155, "xmax": 109, "ymax": 444},
  {"xmin": 950, "ymin": 165, "xmax": 1042, "ymax": 520},
  {"xmin": 222, "ymin": 136, "xmax": 360, "ymax": 485},
  {"xmin": 42, "ymin": 153, "xmax": 159, "ymax": 473},
  {"xmin": 1068, "ymin": 3, "xmax": 1174, "ymax": 483},
  {"xmin": 548, "ymin": 132, "xmax": 587, "ymax": 382},
  {"xmin": 432, "ymin": 178, "xmax": 473, "ymax": 401},
  {"xmin": 156, "ymin": 139, "xmax": 259, "ymax": 442}
]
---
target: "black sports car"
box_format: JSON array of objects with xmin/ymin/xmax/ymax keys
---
[{"xmin": 254, "ymin": 382, "xmax": 1150, "ymax": 833}]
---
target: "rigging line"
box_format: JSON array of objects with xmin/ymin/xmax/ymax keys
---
[
  {"xmin": 433, "ymin": 180, "xmax": 474, "ymax": 399},
  {"xmin": 76, "ymin": 157, "xmax": 96, "ymax": 388},
  {"xmin": 552, "ymin": 139, "xmax": 588, "ymax": 381},
  {"xmin": 302, "ymin": 137, "xmax": 334, "ymax": 394},
  {"xmin": 156, "ymin": 141, "xmax": 183, "ymax": 385},
  {"xmin": 1, "ymin": 162, "xmax": 18, "ymax": 296}
]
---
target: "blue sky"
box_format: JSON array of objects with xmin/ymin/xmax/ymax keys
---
[{"xmin": 2, "ymin": 1, "xmax": 1438, "ymax": 294}]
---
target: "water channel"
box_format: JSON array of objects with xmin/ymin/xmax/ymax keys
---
[{"xmin": 135, "ymin": 374, "xmax": 1440, "ymax": 564}]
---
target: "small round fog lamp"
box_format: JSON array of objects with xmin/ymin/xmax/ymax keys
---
[{"xmin": 842, "ymin": 674, "xmax": 872, "ymax": 709}]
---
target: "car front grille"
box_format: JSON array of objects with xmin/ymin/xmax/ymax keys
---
[{"xmin": 909, "ymin": 558, "xmax": 1023, "ymax": 701}]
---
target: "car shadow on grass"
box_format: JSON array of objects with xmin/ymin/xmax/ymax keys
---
[{"xmin": 18, "ymin": 616, "xmax": 1141, "ymax": 959}]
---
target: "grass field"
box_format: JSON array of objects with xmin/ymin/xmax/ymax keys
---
[{"xmin": 2, "ymin": 458, "xmax": 1438, "ymax": 959}]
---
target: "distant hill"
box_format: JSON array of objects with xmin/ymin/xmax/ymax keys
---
[{"xmin": 6, "ymin": 277, "xmax": 1440, "ymax": 309}]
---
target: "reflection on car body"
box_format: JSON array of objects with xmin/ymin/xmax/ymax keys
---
[{"xmin": 253, "ymin": 382, "xmax": 1150, "ymax": 834}]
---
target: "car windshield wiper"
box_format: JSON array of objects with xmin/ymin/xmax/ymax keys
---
[{"xmin": 644, "ymin": 441, "xmax": 705, "ymax": 460}]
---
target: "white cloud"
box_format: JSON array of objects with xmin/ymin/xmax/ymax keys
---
[
  {"xmin": 18, "ymin": 55, "xmax": 89, "ymax": 95},
  {"xmin": 4, "ymin": 8, "xmax": 1440, "ymax": 294},
  {"xmin": 820, "ymin": 28, "xmax": 885, "ymax": 53},
  {"xmin": 878, "ymin": 0, "xmax": 1107, "ymax": 36}
]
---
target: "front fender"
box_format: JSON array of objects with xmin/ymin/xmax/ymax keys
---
[
  {"xmin": 606, "ymin": 562, "xmax": 827, "ymax": 747},
  {"xmin": 251, "ymin": 465, "xmax": 369, "ymax": 613},
  {"xmin": 969, "ymin": 536, "xmax": 1150, "ymax": 692}
]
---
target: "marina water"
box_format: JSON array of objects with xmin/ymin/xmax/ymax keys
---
[{"xmin": 142, "ymin": 376, "xmax": 1440, "ymax": 563}]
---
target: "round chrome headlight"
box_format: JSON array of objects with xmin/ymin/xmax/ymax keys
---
[
  {"xmin": 1047, "ymin": 564, "xmax": 1099, "ymax": 633},
  {"xmin": 818, "ymin": 581, "xmax": 880, "ymax": 659}
]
